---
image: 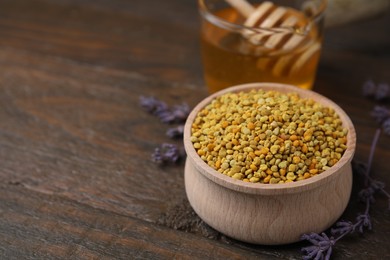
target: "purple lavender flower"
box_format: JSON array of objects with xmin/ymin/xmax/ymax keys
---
[
  {"xmin": 365, "ymin": 179, "xmax": 390, "ymax": 210},
  {"xmin": 375, "ymin": 83, "xmax": 390, "ymax": 100},
  {"xmin": 362, "ymin": 79, "xmax": 377, "ymax": 97},
  {"xmin": 359, "ymin": 187, "xmax": 376, "ymax": 203},
  {"xmin": 166, "ymin": 125, "xmax": 185, "ymax": 138},
  {"xmin": 158, "ymin": 110, "xmax": 177, "ymax": 124},
  {"xmin": 383, "ymin": 118, "xmax": 390, "ymax": 135},
  {"xmin": 158, "ymin": 104, "xmax": 189, "ymax": 124},
  {"xmin": 140, "ymin": 96, "xmax": 189, "ymax": 124},
  {"xmin": 363, "ymin": 80, "xmax": 390, "ymax": 134},
  {"xmin": 352, "ymin": 160, "xmax": 367, "ymax": 177},
  {"xmin": 355, "ymin": 213, "xmax": 372, "ymax": 233},
  {"xmin": 371, "ymin": 106, "xmax": 390, "ymax": 123},
  {"xmin": 370, "ymin": 180, "xmax": 386, "ymax": 191},
  {"xmin": 358, "ymin": 172, "xmax": 390, "ymax": 203},
  {"xmin": 171, "ymin": 103, "xmax": 190, "ymax": 122},
  {"xmin": 362, "ymin": 80, "xmax": 389, "ymax": 100},
  {"xmin": 151, "ymin": 143, "xmax": 180, "ymax": 165},
  {"xmin": 139, "ymin": 96, "xmax": 168, "ymax": 114},
  {"xmin": 301, "ymin": 233, "xmax": 334, "ymax": 260},
  {"xmin": 331, "ymin": 220, "xmax": 355, "ymax": 236},
  {"xmin": 331, "ymin": 213, "xmax": 372, "ymax": 237}
]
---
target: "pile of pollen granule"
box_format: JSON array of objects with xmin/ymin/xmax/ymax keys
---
[{"xmin": 190, "ymin": 89, "xmax": 348, "ymax": 184}]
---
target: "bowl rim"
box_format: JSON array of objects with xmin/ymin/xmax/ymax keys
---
[{"xmin": 184, "ymin": 83, "xmax": 356, "ymax": 195}]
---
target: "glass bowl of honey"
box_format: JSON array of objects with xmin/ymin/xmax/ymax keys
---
[{"xmin": 198, "ymin": 0, "xmax": 327, "ymax": 93}]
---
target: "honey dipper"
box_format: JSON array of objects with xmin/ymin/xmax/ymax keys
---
[{"xmin": 225, "ymin": 0, "xmax": 321, "ymax": 76}]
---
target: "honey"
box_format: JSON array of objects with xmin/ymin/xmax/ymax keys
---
[{"xmin": 200, "ymin": 5, "xmax": 322, "ymax": 93}]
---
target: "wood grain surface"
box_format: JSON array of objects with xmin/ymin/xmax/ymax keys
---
[{"xmin": 0, "ymin": 0, "xmax": 389, "ymax": 259}]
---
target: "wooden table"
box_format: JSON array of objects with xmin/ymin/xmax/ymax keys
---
[{"xmin": 0, "ymin": 0, "xmax": 389, "ymax": 259}]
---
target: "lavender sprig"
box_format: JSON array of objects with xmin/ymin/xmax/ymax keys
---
[
  {"xmin": 305, "ymin": 199, "xmax": 373, "ymax": 260},
  {"xmin": 301, "ymin": 233, "xmax": 334, "ymax": 260},
  {"xmin": 330, "ymin": 220, "xmax": 355, "ymax": 236},
  {"xmin": 330, "ymin": 201, "xmax": 372, "ymax": 237},
  {"xmin": 371, "ymin": 106, "xmax": 390, "ymax": 123},
  {"xmin": 157, "ymin": 103, "xmax": 190, "ymax": 124},
  {"xmin": 301, "ymin": 129, "xmax": 389, "ymax": 259},
  {"xmin": 363, "ymin": 80, "xmax": 390, "ymax": 135},
  {"xmin": 139, "ymin": 96, "xmax": 168, "ymax": 115},
  {"xmin": 151, "ymin": 143, "xmax": 181, "ymax": 165},
  {"xmin": 362, "ymin": 80, "xmax": 389, "ymax": 100},
  {"xmin": 363, "ymin": 80, "xmax": 390, "ymax": 134},
  {"xmin": 354, "ymin": 129, "xmax": 390, "ymax": 207},
  {"xmin": 171, "ymin": 103, "xmax": 190, "ymax": 123},
  {"xmin": 383, "ymin": 118, "xmax": 390, "ymax": 136},
  {"xmin": 375, "ymin": 83, "xmax": 390, "ymax": 100},
  {"xmin": 139, "ymin": 96, "xmax": 189, "ymax": 124},
  {"xmin": 140, "ymin": 96, "xmax": 190, "ymax": 165},
  {"xmin": 362, "ymin": 79, "xmax": 377, "ymax": 97},
  {"xmin": 354, "ymin": 163, "xmax": 390, "ymax": 210},
  {"xmin": 166, "ymin": 125, "xmax": 185, "ymax": 138},
  {"xmin": 355, "ymin": 207, "xmax": 372, "ymax": 233}
]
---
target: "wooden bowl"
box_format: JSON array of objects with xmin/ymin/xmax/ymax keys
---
[{"xmin": 183, "ymin": 83, "xmax": 356, "ymax": 245}]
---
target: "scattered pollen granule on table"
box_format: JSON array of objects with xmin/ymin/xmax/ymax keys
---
[{"xmin": 190, "ymin": 89, "xmax": 348, "ymax": 184}]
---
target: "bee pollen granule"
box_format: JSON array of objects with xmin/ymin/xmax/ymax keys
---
[{"xmin": 190, "ymin": 89, "xmax": 348, "ymax": 184}]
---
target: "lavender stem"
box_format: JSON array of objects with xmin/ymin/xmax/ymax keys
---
[
  {"xmin": 364, "ymin": 198, "xmax": 371, "ymax": 215},
  {"xmin": 365, "ymin": 129, "xmax": 381, "ymax": 186}
]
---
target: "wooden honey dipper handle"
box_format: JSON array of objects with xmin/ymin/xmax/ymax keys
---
[
  {"xmin": 225, "ymin": 0, "xmax": 255, "ymax": 18},
  {"xmin": 225, "ymin": 0, "xmax": 320, "ymax": 77},
  {"xmin": 225, "ymin": 0, "xmax": 303, "ymax": 47}
]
